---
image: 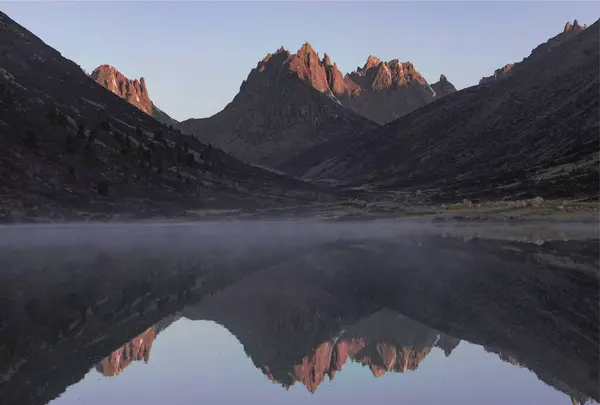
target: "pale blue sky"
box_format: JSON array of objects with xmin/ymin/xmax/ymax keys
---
[{"xmin": 3, "ymin": 1, "xmax": 599, "ymax": 121}]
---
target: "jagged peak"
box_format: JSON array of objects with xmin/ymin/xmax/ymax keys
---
[
  {"xmin": 564, "ymin": 21, "xmax": 572, "ymax": 32},
  {"xmin": 90, "ymin": 63, "xmax": 152, "ymax": 115},
  {"xmin": 439, "ymin": 74, "xmax": 448, "ymax": 82},
  {"xmin": 259, "ymin": 47, "xmax": 291, "ymax": 66},
  {"xmin": 323, "ymin": 53, "xmax": 332, "ymax": 67},
  {"xmin": 91, "ymin": 64, "xmax": 139, "ymax": 83},
  {"xmin": 365, "ymin": 55, "xmax": 382, "ymax": 69},
  {"xmin": 297, "ymin": 42, "xmax": 318, "ymax": 56},
  {"xmin": 564, "ymin": 19, "xmax": 587, "ymax": 33}
]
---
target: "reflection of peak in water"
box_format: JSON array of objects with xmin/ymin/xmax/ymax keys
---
[
  {"xmin": 1, "ymin": 228, "xmax": 597, "ymax": 405},
  {"xmin": 212, "ymin": 307, "xmax": 460, "ymax": 393},
  {"xmin": 265, "ymin": 334, "xmax": 443, "ymax": 393},
  {"xmin": 95, "ymin": 326, "xmax": 156, "ymax": 377},
  {"xmin": 94, "ymin": 314, "xmax": 180, "ymax": 377}
]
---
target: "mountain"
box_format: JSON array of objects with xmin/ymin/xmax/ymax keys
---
[
  {"xmin": 333, "ymin": 56, "xmax": 456, "ymax": 124},
  {"xmin": 479, "ymin": 19, "xmax": 588, "ymax": 85},
  {"xmin": 179, "ymin": 49, "xmax": 455, "ymax": 171},
  {"xmin": 298, "ymin": 19, "xmax": 600, "ymax": 200},
  {"xmin": 178, "ymin": 43, "xmax": 377, "ymax": 174},
  {"xmin": 0, "ymin": 11, "xmax": 328, "ymax": 221},
  {"xmin": 90, "ymin": 64, "xmax": 178, "ymax": 127}
]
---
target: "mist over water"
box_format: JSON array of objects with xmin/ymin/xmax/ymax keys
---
[{"xmin": 0, "ymin": 221, "xmax": 598, "ymax": 405}]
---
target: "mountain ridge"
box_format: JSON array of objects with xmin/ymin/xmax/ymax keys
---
[
  {"xmin": 178, "ymin": 42, "xmax": 458, "ymax": 172},
  {"xmin": 336, "ymin": 56, "xmax": 456, "ymax": 124},
  {"xmin": 479, "ymin": 19, "xmax": 589, "ymax": 85}
]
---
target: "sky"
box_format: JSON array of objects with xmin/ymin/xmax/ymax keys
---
[{"xmin": 2, "ymin": 1, "xmax": 599, "ymax": 121}]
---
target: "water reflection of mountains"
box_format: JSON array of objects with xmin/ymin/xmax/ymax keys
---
[{"xmin": 0, "ymin": 225, "xmax": 598, "ymax": 405}]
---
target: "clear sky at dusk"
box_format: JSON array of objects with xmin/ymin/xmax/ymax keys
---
[{"xmin": 2, "ymin": 1, "xmax": 598, "ymax": 121}]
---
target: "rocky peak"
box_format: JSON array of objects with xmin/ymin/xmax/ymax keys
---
[
  {"xmin": 344, "ymin": 56, "xmax": 429, "ymax": 96},
  {"xmin": 564, "ymin": 19, "xmax": 586, "ymax": 33},
  {"xmin": 235, "ymin": 45, "xmax": 456, "ymax": 127},
  {"xmin": 90, "ymin": 64, "xmax": 177, "ymax": 125},
  {"xmin": 572, "ymin": 19, "xmax": 580, "ymax": 30},
  {"xmin": 287, "ymin": 42, "xmax": 332, "ymax": 93},
  {"xmin": 431, "ymin": 73, "xmax": 457, "ymax": 97},
  {"xmin": 90, "ymin": 64, "xmax": 152, "ymax": 115},
  {"xmin": 246, "ymin": 43, "xmax": 348, "ymax": 97},
  {"xmin": 335, "ymin": 54, "xmax": 455, "ymax": 124},
  {"xmin": 371, "ymin": 62, "xmax": 393, "ymax": 91},
  {"xmin": 297, "ymin": 42, "xmax": 317, "ymax": 57},
  {"xmin": 365, "ymin": 55, "xmax": 382, "ymax": 70},
  {"xmin": 564, "ymin": 21, "xmax": 573, "ymax": 32}
]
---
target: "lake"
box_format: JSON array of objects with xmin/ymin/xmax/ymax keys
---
[{"xmin": 0, "ymin": 221, "xmax": 598, "ymax": 405}]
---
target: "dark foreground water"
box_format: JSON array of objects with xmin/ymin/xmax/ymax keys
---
[{"xmin": 0, "ymin": 221, "xmax": 598, "ymax": 405}]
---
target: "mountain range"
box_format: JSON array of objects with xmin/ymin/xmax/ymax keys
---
[
  {"xmin": 0, "ymin": 9, "xmax": 598, "ymax": 220},
  {"xmin": 0, "ymin": 10, "xmax": 331, "ymax": 222},
  {"xmin": 291, "ymin": 19, "xmax": 599, "ymax": 199},
  {"xmin": 176, "ymin": 44, "xmax": 456, "ymax": 171}
]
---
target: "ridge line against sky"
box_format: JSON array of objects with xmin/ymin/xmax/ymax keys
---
[{"xmin": 2, "ymin": 1, "xmax": 598, "ymax": 121}]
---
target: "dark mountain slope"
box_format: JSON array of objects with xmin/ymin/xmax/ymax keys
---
[
  {"xmin": 0, "ymin": 12, "xmax": 329, "ymax": 221},
  {"xmin": 301, "ymin": 20, "xmax": 599, "ymax": 200},
  {"xmin": 479, "ymin": 19, "xmax": 587, "ymax": 85},
  {"xmin": 178, "ymin": 44, "xmax": 377, "ymax": 175}
]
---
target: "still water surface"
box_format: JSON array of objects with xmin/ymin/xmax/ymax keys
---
[
  {"xmin": 50, "ymin": 316, "xmax": 593, "ymax": 405},
  {"xmin": 0, "ymin": 221, "xmax": 598, "ymax": 405}
]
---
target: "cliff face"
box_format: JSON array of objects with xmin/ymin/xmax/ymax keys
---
[
  {"xmin": 90, "ymin": 65, "xmax": 178, "ymax": 126},
  {"xmin": 90, "ymin": 65, "xmax": 152, "ymax": 115}
]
